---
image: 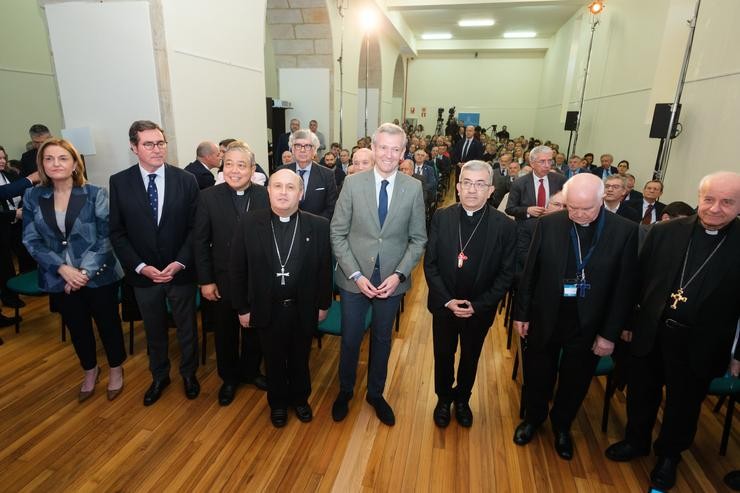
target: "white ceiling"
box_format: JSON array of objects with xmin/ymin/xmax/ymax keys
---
[{"xmin": 382, "ymin": 0, "xmax": 587, "ymax": 54}]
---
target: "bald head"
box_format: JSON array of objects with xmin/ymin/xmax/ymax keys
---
[
  {"xmin": 563, "ymin": 173, "xmax": 604, "ymax": 225},
  {"xmin": 697, "ymin": 171, "xmax": 740, "ymax": 230},
  {"xmin": 352, "ymin": 148, "xmax": 374, "ymax": 173},
  {"xmin": 268, "ymin": 168, "xmax": 303, "ymax": 216}
]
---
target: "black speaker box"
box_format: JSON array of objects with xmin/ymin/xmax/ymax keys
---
[
  {"xmin": 649, "ymin": 103, "xmax": 681, "ymax": 139},
  {"xmin": 564, "ymin": 111, "xmax": 578, "ymax": 131}
]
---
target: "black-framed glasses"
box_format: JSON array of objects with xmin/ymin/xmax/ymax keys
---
[
  {"xmin": 460, "ymin": 180, "xmax": 490, "ymax": 191},
  {"xmin": 293, "ymin": 143, "xmax": 314, "ymax": 151},
  {"xmin": 141, "ymin": 141, "xmax": 167, "ymax": 150}
]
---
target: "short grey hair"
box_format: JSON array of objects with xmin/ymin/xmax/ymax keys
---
[
  {"xmin": 529, "ymin": 145, "xmax": 553, "ymax": 163},
  {"xmin": 460, "ymin": 160, "xmax": 494, "ymax": 185},
  {"xmin": 289, "ymin": 129, "xmax": 320, "ymax": 150},
  {"xmin": 605, "ymin": 174, "xmax": 627, "ymax": 187},
  {"xmin": 371, "ymin": 123, "xmax": 408, "ymax": 149},
  {"xmin": 224, "ymin": 140, "xmax": 255, "ymax": 166},
  {"xmin": 698, "ymin": 171, "xmax": 740, "ymax": 193},
  {"xmin": 196, "ymin": 141, "xmax": 218, "ymax": 158}
]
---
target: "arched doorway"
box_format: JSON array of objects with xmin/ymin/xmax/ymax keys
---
[
  {"xmin": 391, "ymin": 55, "xmax": 405, "ymax": 125},
  {"xmin": 357, "ymin": 33, "xmax": 381, "ymax": 139}
]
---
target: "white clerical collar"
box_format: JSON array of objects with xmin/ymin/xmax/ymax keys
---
[
  {"xmin": 279, "ymin": 216, "xmax": 291, "ymax": 223},
  {"xmin": 462, "ymin": 205, "xmax": 485, "ymax": 216},
  {"xmin": 236, "ymin": 190, "xmax": 245, "ymax": 196},
  {"xmin": 705, "ymin": 229, "xmax": 719, "ymax": 235}
]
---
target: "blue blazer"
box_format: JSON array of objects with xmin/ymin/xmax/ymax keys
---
[{"xmin": 22, "ymin": 184, "xmax": 123, "ymax": 293}]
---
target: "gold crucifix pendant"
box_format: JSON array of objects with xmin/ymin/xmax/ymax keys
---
[{"xmin": 669, "ymin": 288, "xmax": 687, "ymax": 309}]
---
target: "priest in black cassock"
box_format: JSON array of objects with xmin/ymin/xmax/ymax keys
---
[
  {"xmin": 512, "ymin": 172, "xmax": 638, "ymax": 460},
  {"xmin": 194, "ymin": 141, "xmax": 269, "ymax": 406},
  {"xmin": 606, "ymin": 171, "xmax": 740, "ymax": 491},
  {"xmin": 424, "ymin": 161, "xmax": 516, "ymax": 428},
  {"xmin": 230, "ymin": 168, "xmax": 332, "ymax": 428}
]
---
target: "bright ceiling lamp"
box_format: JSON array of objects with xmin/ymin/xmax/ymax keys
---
[
  {"xmin": 503, "ymin": 31, "xmax": 537, "ymax": 38},
  {"xmin": 588, "ymin": 0, "xmax": 605, "ymax": 15},
  {"xmin": 458, "ymin": 19, "xmax": 494, "ymax": 27},
  {"xmin": 421, "ymin": 33, "xmax": 453, "ymax": 40}
]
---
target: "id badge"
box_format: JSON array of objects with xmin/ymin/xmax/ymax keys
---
[{"xmin": 563, "ymin": 279, "xmax": 578, "ymax": 298}]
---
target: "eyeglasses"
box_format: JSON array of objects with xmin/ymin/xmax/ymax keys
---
[
  {"xmin": 460, "ymin": 180, "xmax": 491, "ymax": 191},
  {"xmin": 293, "ymin": 143, "xmax": 314, "ymax": 151},
  {"xmin": 141, "ymin": 141, "xmax": 167, "ymax": 150},
  {"xmin": 533, "ymin": 158, "xmax": 554, "ymax": 165}
]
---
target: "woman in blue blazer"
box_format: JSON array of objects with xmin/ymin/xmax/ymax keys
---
[{"xmin": 23, "ymin": 138, "xmax": 126, "ymax": 402}]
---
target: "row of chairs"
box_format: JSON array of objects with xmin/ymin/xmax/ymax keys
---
[{"xmin": 498, "ymin": 288, "xmax": 739, "ymax": 455}]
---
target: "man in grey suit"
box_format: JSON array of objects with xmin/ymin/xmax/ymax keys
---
[
  {"xmin": 330, "ymin": 123, "xmax": 427, "ymax": 426},
  {"xmin": 505, "ymin": 145, "xmax": 567, "ymax": 273}
]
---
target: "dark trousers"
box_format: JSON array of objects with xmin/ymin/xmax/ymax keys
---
[
  {"xmin": 338, "ymin": 288, "xmax": 402, "ymax": 399},
  {"xmin": 432, "ymin": 310, "xmax": 491, "ymax": 403},
  {"xmin": 258, "ymin": 303, "xmax": 313, "ymax": 409},
  {"xmin": 10, "ymin": 221, "xmax": 35, "ymax": 273},
  {"xmin": 0, "ymin": 231, "xmax": 16, "ymax": 303},
  {"xmin": 624, "ymin": 322, "xmax": 713, "ymax": 458},
  {"xmin": 50, "ymin": 282, "xmax": 126, "ymax": 371},
  {"xmin": 523, "ymin": 335, "xmax": 599, "ymax": 431},
  {"xmin": 212, "ymin": 297, "xmax": 262, "ymax": 384},
  {"xmin": 134, "ymin": 283, "xmax": 198, "ymax": 380}
]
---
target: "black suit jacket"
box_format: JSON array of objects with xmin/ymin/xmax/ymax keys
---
[
  {"xmin": 623, "ymin": 190, "xmax": 643, "ymax": 203},
  {"xmin": 434, "ymin": 155, "xmax": 452, "ymax": 176},
  {"xmin": 335, "ymin": 164, "xmax": 348, "ymax": 189},
  {"xmin": 610, "ymin": 203, "xmax": 641, "ymax": 222},
  {"xmin": 505, "ymin": 172, "xmax": 567, "ymax": 221},
  {"xmin": 229, "ymin": 209, "xmax": 332, "ymax": 331},
  {"xmin": 591, "ymin": 166, "xmax": 619, "ymax": 179},
  {"xmin": 277, "ymin": 162, "xmax": 338, "ymax": 220},
  {"xmin": 625, "ymin": 199, "xmax": 666, "ymax": 223},
  {"xmin": 513, "ymin": 209, "xmax": 638, "ymax": 347},
  {"xmin": 109, "ymin": 164, "xmax": 200, "ymax": 287},
  {"xmin": 490, "ymin": 173, "xmax": 517, "ymax": 209},
  {"xmin": 452, "ymin": 138, "xmax": 483, "ymax": 164},
  {"xmin": 630, "ymin": 216, "xmax": 740, "ymax": 377},
  {"xmin": 193, "ymin": 183, "xmax": 269, "ymax": 300},
  {"xmin": 20, "ymin": 149, "xmax": 38, "ymax": 177},
  {"xmin": 273, "ymin": 132, "xmax": 291, "ymax": 169},
  {"xmin": 424, "ymin": 204, "xmax": 516, "ymax": 324},
  {"xmin": 184, "ymin": 160, "xmax": 216, "ymax": 190}
]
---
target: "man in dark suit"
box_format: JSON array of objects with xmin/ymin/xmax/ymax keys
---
[
  {"xmin": 277, "ymin": 129, "xmax": 337, "ymax": 220},
  {"xmin": 505, "ymin": 146, "xmax": 567, "ymax": 272},
  {"xmin": 623, "ymin": 173, "xmax": 643, "ymax": 203},
  {"xmin": 334, "ymin": 149, "xmax": 351, "ymax": 189},
  {"xmin": 452, "ymin": 125, "xmax": 484, "ymax": 185},
  {"xmin": 561, "ymin": 154, "xmax": 586, "ymax": 180},
  {"xmin": 412, "ymin": 149, "xmax": 437, "ymax": 203},
  {"xmin": 230, "ymin": 169, "xmax": 332, "ymax": 427},
  {"xmin": 512, "ymin": 173, "xmax": 638, "ymax": 460},
  {"xmin": 194, "ymin": 141, "xmax": 269, "ymax": 406},
  {"xmin": 273, "ymin": 118, "xmax": 300, "ymax": 170},
  {"xmin": 425, "ymin": 160, "xmax": 516, "ymax": 428},
  {"xmin": 625, "ymin": 179, "xmax": 666, "ymax": 224},
  {"xmin": 431, "ymin": 146, "xmax": 451, "ymax": 183},
  {"xmin": 591, "ymin": 153, "xmax": 618, "ymax": 180},
  {"xmin": 603, "ymin": 175, "xmax": 641, "ymax": 222},
  {"xmin": 605, "ymin": 171, "xmax": 740, "ymax": 490},
  {"xmin": 19, "ymin": 124, "xmax": 51, "ymax": 177},
  {"xmin": 184, "ymin": 141, "xmax": 220, "ymax": 189},
  {"xmin": 330, "ymin": 123, "xmax": 427, "ymax": 426},
  {"xmin": 109, "ymin": 120, "xmax": 201, "ymax": 406}
]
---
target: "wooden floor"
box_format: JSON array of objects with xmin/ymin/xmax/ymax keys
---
[{"xmin": 1, "ymin": 206, "xmax": 738, "ymax": 492}]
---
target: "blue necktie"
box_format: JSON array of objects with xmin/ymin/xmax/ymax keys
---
[
  {"xmin": 147, "ymin": 174, "xmax": 158, "ymax": 224},
  {"xmin": 298, "ymin": 169, "xmax": 307, "ymax": 200},
  {"xmin": 378, "ymin": 179, "xmax": 388, "ymax": 227}
]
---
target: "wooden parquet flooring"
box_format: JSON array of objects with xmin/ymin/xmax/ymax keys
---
[{"xmin": 1, "ymin": 195, "xmax": 737, "ymax": 492}]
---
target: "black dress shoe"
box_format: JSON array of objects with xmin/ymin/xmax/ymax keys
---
[
  {"xmin": 433, "ymin": 399, "xmax": 451, "ymax": 428},
  {"xmin": 294, "ymin": 403, "xmax": 313, "ymax": 422},
  {"xmin": 605, "ymin": 440, "xmax": 649, "ymax": 462},
  {"xmin": 183, "ymin": 375, "xmax": 200, "ymax": 399},
  {"xmin": 2, "ymin": 297, "xmax": 25, "ymax": 308},
  {"xmin": 724, "ymin": 470, "xmax": 740, "ymax": 491},
  {"xmin": 513, "ymin": 421, "xmax": 538, "ymax": 445},
  {"xmin": 332, "ymin": 391, "xmax": 352, "ymax": 422},
  {"xmin": 366, "ymin": 395, "xmax": 395, "ymax": 426},
  {"xmin": 650, "ymin": 456, "xmax": 681, "ymax": 490},
  {"xmin": 0, "ymin": 314, "xmax": 19, "ymax": 328},
  {"xmin": 271, "ymin": 407, "xmax": 288, "ymax": 428},
  {"xmin": 454, "ymin": 401, "xmax": 473, "ymax": 427},
  {"xmin": 143, "ymin": 377, "xmax": 171, "ymax": 406},
  {"xmin": 554, "ymin": 430, "xmax": 574, "ymax": 460},
  {"xmin": 218, "ymin": 383, "xmax": 238, "ymax": 406},
  {"xmin": 251, "ymin": 374, "xmax": 268, "ymax": 391}
]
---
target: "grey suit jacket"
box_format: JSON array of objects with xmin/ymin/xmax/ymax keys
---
[{"xmin": 330, "ymin": 169, "xmax": 427, "ymax": 294}]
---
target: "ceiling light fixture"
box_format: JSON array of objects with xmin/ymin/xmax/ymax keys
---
[
  {"xmin": 588, "ymin": 1, "xmax": 605, "ymax": 15},
  {"xmin": 458, "ymin": 19, "xmax": 494, "ymax": 27},
  {"xmin": 503, "ymin": 31, "xmax": 537, "ymax": 38},
  {"xmin": 421, "ymin": 33, "xmax": 453, "ymax": 40}
]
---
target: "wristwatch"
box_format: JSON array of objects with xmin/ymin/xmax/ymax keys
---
[{"xmin": 394, "ymin": 271, "xmax": 406, "ymax": 283}]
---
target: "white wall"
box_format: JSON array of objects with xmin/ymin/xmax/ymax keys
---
[
  {"xmin": 356, "ymin": 88, "xmax": 380, "ymax": 138},
  {"xmin": 534, "ymin": 0, "xmax": 740, "ymax": 204},
  {"xmin": 280, "ymin": 68, "xmax": 331, "ymax": 139},
  {"xmin": 0, "ymin": 1, "xmax": 63, "ymax": 161},
  {"xmin": 405, "ymin": 54, "xmax": 544, "ymax": 138},
  {"xmin": 161, "ymin": 0, "xmax": 268, "ymax": 169},
  {"xmin": 45, "ymin": 1, "xmax": 161, "ymax": 186}
]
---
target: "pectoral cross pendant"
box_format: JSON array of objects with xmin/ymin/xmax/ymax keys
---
[
  {"xmin": 670, "ymin": 288, "xmax": 687, "ymax": 309},
  {"xmin": 457, "ymin": 252, "xmax": 468, "ymax": 268},
  {"xmin": 276, "ymin": 267, "xmax": 290, "ymax": 286}
]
